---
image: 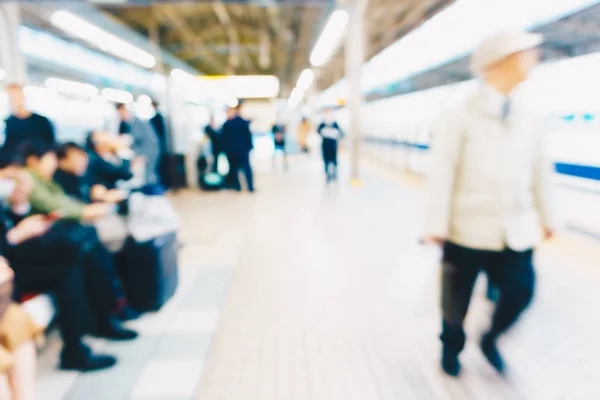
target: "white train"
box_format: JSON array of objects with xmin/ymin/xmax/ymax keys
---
[{"xmin": 333, "ymin": 52, "xmax": 600, "ymax": 238}]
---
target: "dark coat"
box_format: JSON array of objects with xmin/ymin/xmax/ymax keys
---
[{"xmin": 221, "ymin": 116, "xmax": 253, "ymax": 156}]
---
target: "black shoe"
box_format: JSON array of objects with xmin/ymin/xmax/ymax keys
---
[
  {"xmin": 481, "ymin": 333, "xmax": 505, "ymax": 375},
  {"xmin": 116, "ymin": 305, "xmax": 142, "ymax": 322},
  {"xmin": 60, "ymin": 344, "xmax": 117, "ymax": 372},
  {"xmin": 441, "ymin": 349, "xmax": 461, "ymax": 377},
  {"xmin": 94, "ymin": 318, "xmax": 139, "ymax": 341}
]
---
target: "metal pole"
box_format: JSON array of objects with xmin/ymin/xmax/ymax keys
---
[
  {"xmin": 0, "ymin": 2, "xmax": 27, "ymax": 83},
  {"xmin": 344, "ymin": 0, "xmax": 367, "ymax": 185}
]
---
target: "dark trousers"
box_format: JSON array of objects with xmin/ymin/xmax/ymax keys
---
[
  {"xmin": 227, "ymin": 153, "xmax": 254, "ymax": 192},
  {"xmin": 322, "ymin": 141, "xmax": 338, "ymax": 178},
  {"xmin": 441, "ymin": 241, "xmax": 535, "ymax": 354},
  {"xmin": 10, "ymin": 222, "xmax": 119, "ymax": 349}
]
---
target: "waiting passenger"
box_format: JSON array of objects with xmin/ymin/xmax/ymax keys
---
[
  {"xmin": 317, "ymin": 108, "xmax": 343, "ymax": 183},
  {"xmin": 115, "ymin": 103, "xmax": 161, "ymax": 189},
  {"xmin": 149, "ymin": 100, "xmax": 170, "ymax": 186},
  {"xmin": 85, "ymin": 131, "xmax": 135, "ymax": 191},
  {"xmin": 222, "ymin": 105, "xmax": 255, "ymax": 193},
  {"xmin": 3, "ymin": 83, "xmax": 55, "ymax": 154},
  {"xmin": 424, "ymin": 31, "xmax": 557, "ymax": 377},
  {"xmin": 55, "ymin": 142, "xmax": 127, "ymax": 205},
  {"xmin": 0, "ymin": 162, "xmax": 136, "ymax": 372},
  {"xmin": 24, "ymin": 141, "xmax": 130, "ymax": 253},
  {"xmin": 297, "ymin": 117, "xmax": 312, "ymax": 154}
]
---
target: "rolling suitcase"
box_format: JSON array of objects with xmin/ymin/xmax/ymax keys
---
[{"xmin": 120, "ymin": 232, "xmax": 179, "ymax": 312}]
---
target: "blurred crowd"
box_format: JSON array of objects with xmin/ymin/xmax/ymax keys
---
[{"xmin": 0, "ymin": 83, "xmax": 179, "ymax": 399}]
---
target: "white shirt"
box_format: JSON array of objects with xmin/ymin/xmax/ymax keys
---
[{"xmin": 425, "ymin": 84, "xmax": 558, "ymax": 251}]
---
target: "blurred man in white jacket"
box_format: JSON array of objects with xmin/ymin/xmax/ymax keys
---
[{"xmin": 425, "ymin": 31, "xmax": 557, "ymax": 377}]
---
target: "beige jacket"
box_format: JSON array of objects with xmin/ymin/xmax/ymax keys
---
[{"xmin": 425, "ymin": 85, "xmax": 558, "ymax": 251}]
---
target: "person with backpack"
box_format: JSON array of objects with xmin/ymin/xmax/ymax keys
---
[{"xmin": 424, "ymin": 30, "xmax": 557, "ymax": 377}]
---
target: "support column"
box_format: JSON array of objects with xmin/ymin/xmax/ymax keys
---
[
  {"xmin": 0, "ymin": 2, "xmax": 27, "ymax": 83},
  {"xmin": 344, "ymin": 0, "xmax": 367, "ymax": 184}
]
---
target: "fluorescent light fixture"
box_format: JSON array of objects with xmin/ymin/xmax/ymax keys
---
[
  {"xmin": 45, "ymin": 77, "xmax": 99, "ymax": 97},
  {"xmin": 196, "ymin": 75, "xmax": 280, "ymax": 99},
  {"xmin": 0, "ymin": 68, "xmax": 5, "ymax": 81},
  {"xmin": 297, "ymin": 68, "xmax": 314, "ymax": 90},
  {"xmin": 287, "ymin": 86, "xmax": 305, "ymax": 109},
  {"xmin": 310, "ymin": 10, "xmax": 349, "ymax": 67},
  {"xmin": 170, "ymin": 68, "xmax": 195, "ymax": 81},
  {"xmin": 50, "ymin": 10, "xmax": 156, "ymax": 69},
  {"xmin": 23, "ymin": 85, "xmax": 54, "ymax": 98},
  {"xmin": 101, "ymin": 88, "xmax": 133, "ymax": 103}
]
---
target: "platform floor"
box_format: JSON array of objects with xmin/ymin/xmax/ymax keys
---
[{"xmin": 38, "ymin": 155, "xmax": 600, "ymax": 400}]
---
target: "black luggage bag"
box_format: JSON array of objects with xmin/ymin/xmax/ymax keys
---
[{"xmin": 120, "ymin": 232, "xmax": 179, "ymax": 312}]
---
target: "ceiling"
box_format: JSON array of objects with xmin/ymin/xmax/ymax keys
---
[
  {"xmin": 99, "ymin": 0, "xmax": 457, "ymax": 96},
  {"xmin": 100, "ymin": 1, "xmax": 331, "ymax": 96}
]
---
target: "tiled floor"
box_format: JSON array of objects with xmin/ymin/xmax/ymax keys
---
[{"xmin": 37, "ymin": 155, "xmax": 600, "ymax": 400}]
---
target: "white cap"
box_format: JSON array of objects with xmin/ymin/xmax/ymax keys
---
[{"xmin": 470, "ymin": 30, "xmax": 543, "ymax": 74}]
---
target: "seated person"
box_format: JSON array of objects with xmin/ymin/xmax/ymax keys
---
[
  {"xmin": 55, "ymin": 142, "xmax": 128, "ymax": 207},
  {"xmin": 0, "ymin": 252, "xmax": 39, "ymax": 400},
  {"xmin": 24, "ymin": 141, "xmax": 127, "ymax": 252},
  {"xmin": 85, "ymin": 131, "xmax": 137, "ymax": 190},
  {"xmin": 1, "ymin": 160, "xmax": 138, "ymax": 372}
]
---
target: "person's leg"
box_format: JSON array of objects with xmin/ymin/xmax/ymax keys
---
[
  {"xmin": 241, "ymin": 154, "xmax": 255, "ymax": 192},
  {"xmin": 439, "ymin": 242, "xmax": 484, "ymax": 376},
  {"xmin": 481, "ymin": 248, "xmax": 535, "ymax": 373},
  {"xmin": 79, "ymin": 235, "xmax": 138, "ymax": 340},
  {"xmin": 7, "ymin": 340, "xmax": 36, "ymax": 400},
  {"xmin": 331, "ymin": 145, "xmax": 338, "ymax": 180},
  {"xmin": 228, "ymin": 155, "xmax": 242, "ymax": 191}
]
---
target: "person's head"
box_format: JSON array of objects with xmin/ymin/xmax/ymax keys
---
[
  {"xmin": 322, "ymin": 107, "xmax": 334, "ymax": 122},
  {"xmin": 151, "ymin": 99, "xmax": 160, "ymax": 111},
  {"xmin": 58, "ymin": 142, "xmax": 89, "ymax": 176},
  {"xmin": 86, "ymin": 131, "xmax": 116, "ymax": 155},
  {"xmin": 6, "ymin": 83, "xmax": 27, "ymax": 116},
  {"xmin": 22, "ymin": 141, "xmax": 58, "ymax": 179},
  {"xmin": 115, "ymin": 103, "xmax": 133, "ymax": 122},
  {"xmin": 0, "ymin": 153, "xmax": 30, "ymax": 205},
  {"xmin": 226, "ymin": 107, "xmax": 237, "ymax": 119},
  {"xmin": 471, "ymin": 31, "xmax": 543, "ymax": 94}
]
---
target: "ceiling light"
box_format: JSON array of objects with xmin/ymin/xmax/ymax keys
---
[
  {"xmin": 101, "ymin": 88, "xmax": 133, "ymax": 103},
  {"xmin": 310, "ymin": 10, "xmax": 349, "ymax": 67},
  {"xmin": 0, "ymin": 68, "xmax": 5, "ymax": 81},
  {"xmin": 45, "ymin": 77, "xmax": 99, "ymax": 97},
  {"xmin": 297, "ymin": 68, "xmax": 314, "ymax": 90},
  {"xmin": 50, "ymin": 10, "xmax": 156, "ymax": 69},
  {"xmin": 170, "ymin": 68, "xmax": 196, "ymax": 81}
]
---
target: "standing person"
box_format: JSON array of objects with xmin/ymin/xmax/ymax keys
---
[
  {"xmin": 115, "ymin": 103, "xmax": 161, "ymax": 190},
  {"xmin": 149, "ymin": 100, "xmax": 170, "ymax": 187},
  {"xmin": 317, "ymin": 108, "xmax": 343, "ymax": 183},
  {"xmin": 424, "ymin": 31, "xmax": 557, "ymax": 377},
  {"xmin": 297, "ymin": 117, "xmax": 312, "ymax": 154},
  {"xmin": 3, "ymin": 84, "xmax": 55, "ymax": 153},
  {"xmin": 221, "ymin": 105, "xmax": 254, "ymax": 193},
  {"xmin": 271, "ymin": 121, "xmax": 288, "ymax": 170},
  {"xmin": 204, "ymin": 116, "xmax": 221, "ymax": 173}
]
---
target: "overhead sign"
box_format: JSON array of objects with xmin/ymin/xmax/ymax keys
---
[{"xmin": 195, "ymin": 75, "xmax": 280, "ymax": 99}]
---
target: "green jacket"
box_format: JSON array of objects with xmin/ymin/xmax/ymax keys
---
[{"xmin": 27, "ymin": 169, "xmax": 85, "ymax": 220}]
